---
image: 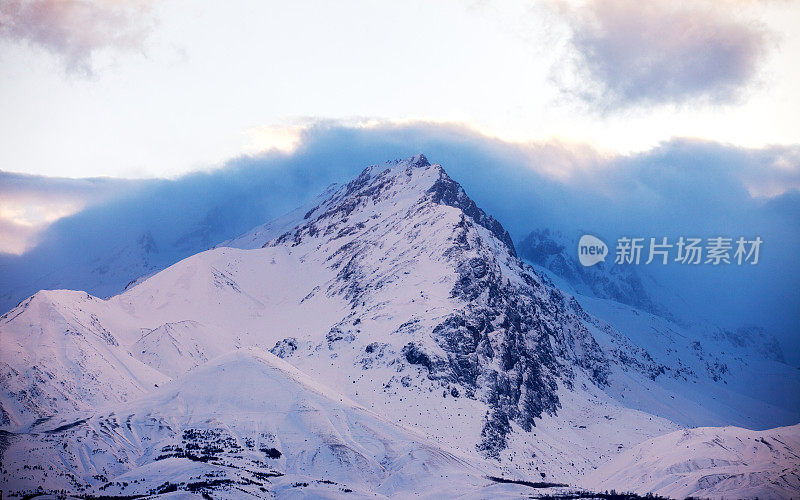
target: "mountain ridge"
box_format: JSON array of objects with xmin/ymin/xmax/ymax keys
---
[{"xmin": 1, "ymin": 155, "xmax": 797, "ymax": 498}]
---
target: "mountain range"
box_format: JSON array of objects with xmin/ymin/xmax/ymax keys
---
[{"xmin": 1, "ymin": 155, "xmax": 797, "ymax": 498}]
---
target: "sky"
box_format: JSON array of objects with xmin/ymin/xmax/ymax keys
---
[
  {"xmin": 1, "ymin": 0, "xmax": 799, "ymax": 179},
  {"xmin": 0, "ymin": 1, "xmax": 798, "ymax": 356}
]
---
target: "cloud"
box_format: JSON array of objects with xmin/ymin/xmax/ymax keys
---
[
  {"xmin": 0, "ymin": 217, "xmax": 39, "ymax": 255},
  {"xmin": 242, "ymin": 123, "xmax": 310, "ymax": 155},
  {"xmin": 555, "ymin": 0, "xmax": 769, "ymax": 110},
  {"xmin": 0, "ymin": 171, "xmax": 143, "ymax": 253},
  {"xmin": 0, "ymin": 121, "xmax": 797, "ymax": 360},
  {"xmin": 0, "ymin": 0, "xmax": 153, "ymax": 73}
]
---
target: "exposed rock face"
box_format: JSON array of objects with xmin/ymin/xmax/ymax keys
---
[
  {"xmin": 518, "ymin": 228, "xmax": 663, "ymax": 317},
  {"xmin": 261, "ymin": 155, "xmax": 609, "ymax": 455},
  {"xmin": 425, "ymin": 160, "xmax": 517, "ymax": 257}
]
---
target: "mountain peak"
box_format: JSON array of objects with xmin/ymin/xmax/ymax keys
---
[
  {"xmin": 405, "ymin": 153, "xmax": 430, "ymax": 167},
  {"xmin": 426, "ymin": 165, "xmax": 517, "ymax": 257},
  {"xmin": 383, "ymin": 153, "xmax": 431, "ymax": 169},
  {"xmin": 274, "ymin": 155, "xmax": 519, "ymax": 258},
  {"xmin": 354, "ymin": 153, "xmax": 435, "ymax": 181}
]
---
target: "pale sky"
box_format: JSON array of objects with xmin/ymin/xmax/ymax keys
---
[{"xmin": 1, "ymin": 0, "xmax": 799, "ymax": 179}]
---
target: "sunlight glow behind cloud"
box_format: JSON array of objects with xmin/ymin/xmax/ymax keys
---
[
  {"xmin": 0, "ymin": 172, "xmax": 141, "ymax": 254},
  {"xmin": 243, "ymin": 124, "xmax": 307, "ymax": 155},
  {"xmin": 0, "ymin": 198, "xmax": 85, "ymax": 254}
]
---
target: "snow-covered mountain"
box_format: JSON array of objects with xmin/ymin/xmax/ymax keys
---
[
  {"xmin": 519, "ymin": 227, "xmax": 799, "ymax": 430},
  {"xmin": 4, "ymin": 348, "xmax": 556, "ymax": 498},
  {"xmin": 583, "ymin": 423, "xmax": 800, "ymax": 499},
  {"xmin": 1, "ymin": 155, "xmax": 797, "ymax": 498},
  {"xmin": 518, "ymin": 229, "xmax": 665, "ymax": 317}
]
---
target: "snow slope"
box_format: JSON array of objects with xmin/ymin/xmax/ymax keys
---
[
  {"xmin": 583, "ymin": 424, "xmax": 800, "ymax": 499},
  {"xmin": 2, "ymin": 348, "xmax": 554, "ymax": 498},
  {"xmin": 0, "ymin": 290, "xmax": 168, "ymax": 427}
]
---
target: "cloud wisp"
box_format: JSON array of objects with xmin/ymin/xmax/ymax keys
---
[
  {"xmin": 555, "ymin": 0, "xmax": 769, "ymax": 111},
  {"xmin": 0, "ymin": 0, "xmax": 154, "ymax": 74}
]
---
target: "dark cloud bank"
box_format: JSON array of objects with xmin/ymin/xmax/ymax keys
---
[{"xmin": 0, "ymin": 122, "xmax": 798, "ymax": 362}]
